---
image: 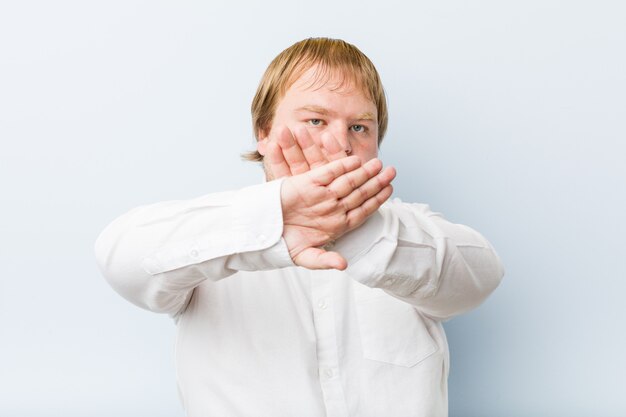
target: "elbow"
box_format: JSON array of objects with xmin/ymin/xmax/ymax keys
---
[
  {"xmin": 94, "ymin": 220, "xmax": 154, "ymax": 311},
  {"xmin": 94, "ymin": 223, "xmax": 191, "ymax": 316},
  {"xmin": 94, "ymin": 224, "xmax": 121, "ymax": 290},
  {"xmin": 475, "ymin": 246, "xmax": 505, "ymax": 298},
  {"xmin": 416, "ymin": 244, "xmax": 504, "ymax": 321},
  {"xmin": 452, "ymin": 244, "xmax": 504, "ymax": 310}
]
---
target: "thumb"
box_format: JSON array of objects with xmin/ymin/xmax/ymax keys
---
[{"xmin": 293, "ymin": 247, "xmax": 348, "ymax": 270}]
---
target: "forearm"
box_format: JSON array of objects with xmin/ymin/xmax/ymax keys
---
[
  {"xmin": 335, "ymin": 199, "xmax": 504, "ymax": 321},
  {"xmin": 94, "ymin": 179, "xmax": 292, "ymax": 316}
]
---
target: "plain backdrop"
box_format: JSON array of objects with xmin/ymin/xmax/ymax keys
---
[{"xmin": 1, "ymin": 1, "xmax": 624, "ymax": 416}]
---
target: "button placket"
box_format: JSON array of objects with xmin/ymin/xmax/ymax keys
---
[
  {"xmin": 321, "ymin": 367, "xmax": 334, "ymax": 379},
  {"xmin": 310, "ymin": 270, "xmax": 349, "ymax": 417}
]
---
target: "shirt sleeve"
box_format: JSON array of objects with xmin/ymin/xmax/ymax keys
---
[
  {"xmin": 94, "ymin": 179, "xmax": 294, "ymax": 317},
  {"xmin": 333, "ymin": 198, "xmax": 505, "ymax": 321}
]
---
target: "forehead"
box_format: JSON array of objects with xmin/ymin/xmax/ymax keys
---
[{"xmin": 286, "ymin": 64, "xmax": 372, "ymax": 100}]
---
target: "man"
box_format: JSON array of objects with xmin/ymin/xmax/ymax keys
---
[{"xmin": 95, "ymin": 37, "xmax": 503, "ymax": 417}]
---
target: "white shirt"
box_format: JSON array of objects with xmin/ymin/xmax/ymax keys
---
[{"xmin": 95, "ymin": 178, "xmax": 504, "ymax": 417}]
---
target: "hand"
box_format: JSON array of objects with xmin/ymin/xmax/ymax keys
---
[
  {"xmin": 264, "ymin": 125, "xmax": 349, "ymax": 179},
  {"xmin": 280, "ymin": 156, "xmax": 396, "ymax": 270}
]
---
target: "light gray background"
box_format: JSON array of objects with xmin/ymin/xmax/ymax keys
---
[{"xmin": 1, "ymin": 1, "xmax": 624, "ymax": 416}]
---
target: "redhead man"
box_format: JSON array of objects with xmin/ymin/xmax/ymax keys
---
[{"xmin": 95, "ymin": 38, "xmax": 503, "ymax": 417}]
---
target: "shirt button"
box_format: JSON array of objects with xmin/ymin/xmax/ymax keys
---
[
  {"xmin": 385, "ymin": 277, "xmax": 395, "ymax": 286},
  {"xmin": 190, "ymin": 249, "xmax": 199, "ymax": 258},
  {"xmin": 321, "ymin": 368, "xmax": 334, "ymax": 379},
  {"xmin": 317, "ymin": 299, "xmax": 328, "ymax": 310}
]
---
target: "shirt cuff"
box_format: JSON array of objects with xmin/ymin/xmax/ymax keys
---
[
  {"xmin": 332, "ymin": 207, "xmax": 395, "ymax": 287},
  {"xmin": 333, "ymin": 203, "xmax": 431, "ymax": 297},
  {"xmin": 227, "ymin": 236, "xmax": 295, "ymax": 271}
]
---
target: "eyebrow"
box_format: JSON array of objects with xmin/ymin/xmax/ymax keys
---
[
  {"xmin": 354, "ymin": 112, "xmax": 376, "ymax": 121},
  {"xmin": 296, "ymin": 105, "xmax": 376, "ymax": 121},
  {"xmin": 296, "ymin": 105, "xmax": 331, "ymax": 115}
]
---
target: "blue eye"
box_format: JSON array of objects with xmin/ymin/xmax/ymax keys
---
[
  {"xmin": 309, "ymin": 119, "xmax": 322, "ymax": 126},
  {"xmin": 351, "ymin": 125, "xmax": 365, "ymax": 133}
]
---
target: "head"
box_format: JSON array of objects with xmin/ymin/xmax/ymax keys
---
[{"xmin": 243, "ymin": 37, "xmax": 388, "ymax": 166}]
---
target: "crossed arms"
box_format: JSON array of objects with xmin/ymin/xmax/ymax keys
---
[
  {"xmin": 95, "ymin": 127, "xmax": 503, "ymax": 320},
  {"xmin": 263, "ymin": 124, "xmax": 396, "ymax": 270}
]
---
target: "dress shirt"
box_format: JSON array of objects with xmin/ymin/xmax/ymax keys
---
[{"xmin": 95, "ymin": 178, "xmax": 504, "ymax": 417}]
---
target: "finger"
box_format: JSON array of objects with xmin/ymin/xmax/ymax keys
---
[
  {"xmin": 321, "ymin": 131, "xmax": 348, "ymax": 161},
  {"xmin": 308, "ymin": 155, "xmax": 362, "ymax": 186},
  {"xmin": 340, "ymin": 165, "xmax": 396, "ymax": 209},
  {"xmin": 346, "ymin": 184, "xmax": 394, "ymax": 230},
  {"xmin": 265, "ymin": 140, "xmax": 292, "ymax": 178},
  {"xmin": 276, "ymin": 126, "xmax": 310, "ymax": 175},
  {"xmin": 327, "ymin": 158, "xmax": 383, "ymax": 199},
  {"xmin": 293, "ymin": 247, "xmax": 347, "ymax": 270},
  {"xmin": 293, "ymin": 126, "xmax": 328, "ymax": 169}
]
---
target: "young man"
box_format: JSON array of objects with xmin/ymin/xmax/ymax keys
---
[{"xmin": 95, "ymin": 38, "xmax": 503, "ymax": 417}]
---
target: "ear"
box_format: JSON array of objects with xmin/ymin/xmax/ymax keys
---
[
  {"xmin": 257, "ymin": 128, "xmax": 270, "ymax": 156},
  {"xmin": 257, "ymin": 138, "xmax": 269, "ymax": 156}
]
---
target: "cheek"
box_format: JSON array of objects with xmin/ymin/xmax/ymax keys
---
[{"xmin": 354, "ymin": 138, "xmax": 379, "ymax": 157}]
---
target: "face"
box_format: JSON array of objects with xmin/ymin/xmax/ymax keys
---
[{"xmin": 258, "ymin": 66, "xmax": 379, "ymax": 166}]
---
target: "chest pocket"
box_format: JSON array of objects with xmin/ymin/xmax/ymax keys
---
[{"xmin": 353, "ymin": 282, "xmax": 438, "ymax": 367}]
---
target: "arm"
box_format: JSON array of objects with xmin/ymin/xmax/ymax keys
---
[
  {"xmin": 94, "ymin": 179, "xmax": 293, "ymax": 317},
  {"xmin": 261, "ymin": 126, "xmax": 503, "ymax": 321},
  {"xmin": 95, "ymin": 156, "xmax": 394, "ymax": 317},
  {"xmin": 334, "ymin": 199, "xmax": 504, "ymax": 321}
]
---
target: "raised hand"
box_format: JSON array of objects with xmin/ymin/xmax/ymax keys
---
[
  {"xmin": 263, "ymin": 125, "xmax": 348, "ymax": 179},
  {"xmin": 280, "ymin": 156, "xmax": 396, "ymax": 270}
]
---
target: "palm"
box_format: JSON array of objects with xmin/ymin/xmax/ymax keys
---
[
  {"xmin": 261, "ymin": 125, "xmax": 396, "ymax": 270},
  {"xmin": 280, "ymin": 156, "xmax": 395, "ymax": 270}
]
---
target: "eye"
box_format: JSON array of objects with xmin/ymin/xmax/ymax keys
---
[
  {"xmin": 350, "ymin": 124, "xmax": 366, "ymax": 133},
  {"xmin": 308, "ymin": 119, "xmax": 323, "ymax": 126}
]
